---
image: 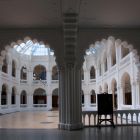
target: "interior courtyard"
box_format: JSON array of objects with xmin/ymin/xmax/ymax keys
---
[{"xmin": 1, "ymin": 0, "xmax": 140, "ymax": 139}]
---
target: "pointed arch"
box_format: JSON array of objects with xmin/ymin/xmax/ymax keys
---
[
  {"xmin": 20, "ymin": 66, "xmax": 27, "ymax": 80},
  {"xmin": 90, "ymin": 89, "xmax": 96, "ymax": 104},
  {"xmin": 20, "ymin": 90, "xmax": 27, "ymax": 104},
  {"xmin": 121, "ymin": 72, "xmax": 132, "ymax": 105},
  {"xmin": 11, "ymin": 87, "xmax": 16, "ymax": 105},
  {"xmin": 52, "ymin": 65, "xmax": 59, "ymax": 80},
  {"xmin": 33, "ymin": 65, "xmax": 46, "ymax": 80},
  {"xmin": 111, "ymin": 46, "xmax": 116, "ymax": 66},
  {"xmin": 1, "ymin": 84, "xmax": 8, "ymax": 105},
  {"xmin": 33, "ymin": 88, "xmax": 47, "ymax": 104},
  {"xmin": 81, "ymin": 90, "xmax": 84, "ymax": 105},
  {"xmin": 2, "ymin": 55, "xmax": 8, "ymax": 73},
  {"xmin": 104, "ymin": 56, "xmax": 108, "ymax": 72},
  {"xmin": 12, "ymin": 60, "xmax": 16, "ymax": 77},
  {"xmin": 121, "ymin": 42, "xmax": 130, "ymax": 58},
  {"xmin": 90, "ymin": 66, "xmax": 96, "ymax": 79}
]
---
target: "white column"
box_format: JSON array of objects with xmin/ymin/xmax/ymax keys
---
[
  {"xmin": 58, "ymin": 65, "xmax": 65, "ymax": 129},
  {"xmin": 117, "ymin": 85, "xmax": 123, "ymax": 110},
  {"xmin": 84, "ymin": 94, "xmax": 90, "ymax": 109},
  {"xmin": 47, "ymin": 95, "xmax": 52, "ymax": 110},
  {"xmin": 28, "ymin": 94, "xmax": 33, "ymax": 109},
  {"xmin": 84, "ymin": 69, "xmax": 89, "ymax": 83},
  {"xmin": 135, "ymin": 81, "xmax": 140, "ymax": 106},
  {"xmin": 108, "ymin": 54, "xmax": 111, "ymax": 70},
  {"xmin": 131, "ymin": 82, "xmax": 136, "ymax": 109},
  {"xmin": 58, "ymin": 64, "xmax": 83, "ymax": 130},
  {"xmin": 28, "ymin": 70, "xmax": 33, "ymax": 84},
  {"xmin": 16, "ymin": 69, "xmax": 20, "ymax": 83},
  {"xmin": 47, "ymin": 70, "xmax": 52, "ymax": 85},
  {"xmin": 16, "ymin": 94, "xmax": 20, "ymax": 111},
  {"xmin": 58, "ymin": 13, "xmax": 83, "ymax": 130},
  {"xmin": 8, "ymin": 92, "xmax": 11, "ymax": 109}
]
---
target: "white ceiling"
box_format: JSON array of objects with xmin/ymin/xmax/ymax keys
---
[{"xmin": 0, "ymin": 0, "xmax": 140, "ymax": 28}]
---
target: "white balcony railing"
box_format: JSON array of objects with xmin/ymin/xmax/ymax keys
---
[
  {"xmin": 1, "ymin": 105, "xmax": 8, "ymax": 109},
  {"xmin": 90, "ymin": 79, "xmax": 96, "ymax": 83},
  {"xmin": 32, "ymin": 80, "xmax": 47, "ymax": 85},
  {"xmin": 82, "ymin": 110, "xmax": 140, "ymax": 126},
  {"xmin": 20, "ymin": 80, "xmax": 28, "ymax": 84},
  {"xmin": 51, "ymin": 80, "xmax": 59, "ymax": 84},
  {"xmin": 20, "ymin": 104, "xmax": 27, "ymax": 108},
  {"xmin": 33, "ymin": 104, "xmax": 47, "ymax": 108},
  {"xmin": 11, "ymin": 104, "xmax": 16, "ymax": 108}
]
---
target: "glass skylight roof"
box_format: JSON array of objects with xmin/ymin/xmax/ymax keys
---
[
  {"xmin": 86, "ymin": 43, "xmax": 103, "ymax": 55},
  {"xmin": 14, "ymin": 40, "xmax": 54, "ymax": 56}
]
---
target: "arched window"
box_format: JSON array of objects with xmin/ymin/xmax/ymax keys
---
[
  {"xmin": 11, "ymin": 87, "xmax": 16, "ymax": 104},
  {"xmin": 81, "ymin": 68, "xmax": 84, "ymax": 80},
  {"xmin": 2, "ymin": 57, "xmax": 8, "ymax": 73},
  {"xmin": 111, "ymin": 47, "xmax": 116, "ymax": 66},
  {"xmin": 90, "ymin": 90, "xmax": 96, "ymax": 104},
  {"xmin": 33, "ymin": 88, "xmax": 46, "ymax": 104},
  {"xmin": 104, "ymin": 57, "xmax": 108, "ymax": 72},
  {"xmin": 20, "ymin": 66, "xmax": 27, "ymax": 80},
  {"xmin": 122, "ymin": 73, "xmax": 132, "ymax": 105},
  {"xmin": 33, "ymin": 65, "xmax": 46, "ymax": 80},
  {"xmin": 20, "ymin": 90, "xmax": 27, "ymax": 104},
  {"xmin": 12, "ymin": 60, "xmax": 16, "ymax": 77},
  {"xmin": 90, "ymin": 66, "xmax": 96, "ymax": 79},
  {"xmin": 81, "ymin": 90, "xmax": 84, "ymax": 105},
  {"xmin": 1, "ymin": 84, "xmax": 7, "ymax": 105},
  {"xmin": 121, "ymin": 45, "xmax": 129, "ymax": 58},
  {"xmin": 52, "ymin": 88, "xmax": 59, "ymax": 108},
  {"xmin": 52, "ymin": 66, "xmax": 58, "ymax": 80}
]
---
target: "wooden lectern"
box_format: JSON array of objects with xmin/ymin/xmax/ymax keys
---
[{"xmin": 97, "ymin": 93, "xmax": 115, "ymax": 128}]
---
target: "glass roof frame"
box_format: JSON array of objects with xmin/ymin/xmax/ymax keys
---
[{"xmin": 14, "ymin": 40, "xmax": 54, "ymax": 56}]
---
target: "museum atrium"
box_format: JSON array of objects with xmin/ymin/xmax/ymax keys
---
[{"xmin": 0, "ymin": 36, "xmax": 139, "ymax": 114}]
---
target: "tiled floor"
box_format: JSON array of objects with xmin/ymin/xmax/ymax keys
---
[
  {"xmin": 0, "ymin": 111, "xmax": 140, "ymax": 140},
  {"xmin": 0, "ymin": 111, "xmax": 59, "ymax": 129}
]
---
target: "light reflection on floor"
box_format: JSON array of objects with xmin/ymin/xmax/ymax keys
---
[{"xmin": 0, "ymin": 111, "xmax": 59, "ymax": 129}]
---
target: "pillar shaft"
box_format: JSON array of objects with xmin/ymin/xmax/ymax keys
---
[{"xmin": 58, "ymin": 13, "xmax": 83, "ymax": 130}]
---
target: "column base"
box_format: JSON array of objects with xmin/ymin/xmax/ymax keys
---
[{"xmin": 58, "ymin": 123, "xmax": 83, "ymax": 130}]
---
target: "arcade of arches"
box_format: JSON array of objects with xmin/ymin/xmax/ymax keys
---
[{"xmin": 0, "ymin": 36, "xmax": 140, "ymax": 130}]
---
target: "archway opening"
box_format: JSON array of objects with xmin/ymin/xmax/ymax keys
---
[
  {"xmin": 52, "ymin": 88, "xmax": 59, "ymax": 109},
  {"xmin": 33, "ymin": 88, "xmax": 47, "ymax": 104},
  {"xmin": 122, "ymin": 73, "xmax": 132, "ymax": 105},
  {"xmin": 81, "ymin": 90, "xmax": 84, "ymax": 106},
  {"xmin": 1, "ymin": 84, "xmax": 7, "ymax": 105},
  {"xmin": 11, "ymin": 87, "xmax": 16, "ymax": 105},
  {"xmin": 20, "ymin": 90, "xmax": 27, "ymax": 105},
  {"xmin": 33, "ymin": 65, "xmax": 46, "ymax": 80},
  {"xmin": 90, "ymin": 66, "xmax": 96, "ymax": 79},
  {"xmin": 12, "ymin": 60, "xmax": 16, "ymax": 77},
  {"xmin": 90, "ymin": 90, "xmax": 96, "ymax": 104},
  {"xmin": 2, "ymin": 57, "xmax": 8, "ymax": 73},
  {"xmin": 52, "ymin": 66, "xmax": 59, "ymax": 80},
  {"xmin": 20, "ymin": 66, "xmax": 27, "ymax": 80}
]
